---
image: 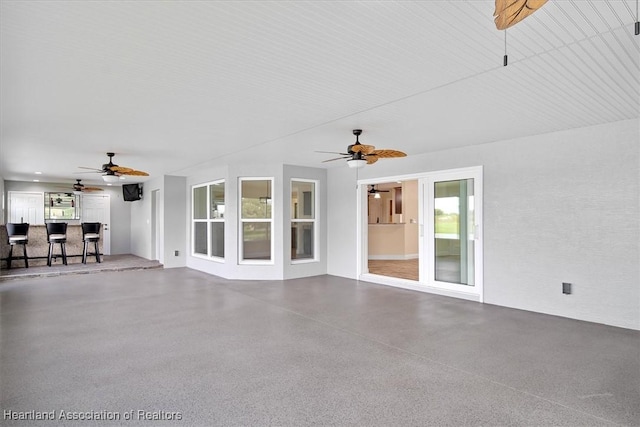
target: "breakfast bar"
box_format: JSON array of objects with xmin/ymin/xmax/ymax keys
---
[{"xmin": 0, "ymin": 224, "xmax": 103, "ymax": 268}]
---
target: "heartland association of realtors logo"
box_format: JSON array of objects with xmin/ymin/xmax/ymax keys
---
[{"xmin": 3, "ymin": 409, "xmax": 183, "ymax": 421}]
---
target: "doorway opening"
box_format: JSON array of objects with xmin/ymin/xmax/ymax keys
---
[
  {"xmin": 366, "ymin": 180, "xmax": 419, "ymax": 281},
  {"xmin": 359, "ymin": 166, "xmax": 483, "ymax": 302}
]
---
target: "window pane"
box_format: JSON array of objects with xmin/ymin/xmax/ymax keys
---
[
  {"xmin": 242, "ymin": 223, "xmax": 271, "ymax": 260},
  {"xmin": 210, "ymin": 222, "xmax": 224, "ymax": 258},
  {"xmin": 194, "ymin": 222, "xmax": 207, "ymax": 255},
  {"xmin": 241, "ymin": 180, "xmax": 272, "ymax": 219},
  {"xmin": 193, "ymin": 186, "xmax": 207, "ymax": 219},
  {"xmin": 291, "ymin": 222, "xmax": 314, "ymax": 260},
  {"xmin": 434, "ymin": 179, "xmax": 474, "ymax": 286},
  {"xmin": 291, "ymin": 181, "xmax": 314, "ymax": 219},
  {"xmin": 210, "ymin": 182, "xmax": 225, "ymax": 219}
]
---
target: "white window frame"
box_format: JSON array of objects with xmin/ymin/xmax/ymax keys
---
[
  {"xmin": 290, "ymin": 178, "xmax": 319, "ymax": 264},
  {"xmin": 191, "ymin": 179, "xmax": 225, "ymax": 262},
  {"xmin": 239, "ymin": 177, "xmax": 275, "ymax": 265}
]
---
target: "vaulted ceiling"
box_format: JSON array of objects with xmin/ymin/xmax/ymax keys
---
[{"xmin": 1, "ymin": 1, "xmax": 638, "ymax": 185}]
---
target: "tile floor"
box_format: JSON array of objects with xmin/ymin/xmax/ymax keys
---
[{"xmin": 1, "ymin": 268, "xmax": 638, "ymax": 426}]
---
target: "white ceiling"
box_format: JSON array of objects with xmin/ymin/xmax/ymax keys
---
[{"xmin": 1, "ymin": 1, "xmax": 638, "ymax": 185}]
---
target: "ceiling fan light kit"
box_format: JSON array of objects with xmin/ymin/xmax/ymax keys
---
[
  {"xmin": 102, "ymin": 173, "xmax": 120, "ymax": 183},
  {"xmin": 347, "ymin": 159, "xmax": 367, "ymax": 169}
]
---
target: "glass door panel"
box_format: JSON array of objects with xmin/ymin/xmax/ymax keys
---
[{"xmin": 434, "ymin": 179, "xmax": 474, "ymax": 285}]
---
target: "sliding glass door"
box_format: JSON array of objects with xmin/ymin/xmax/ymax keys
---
[
  {"xmin": 422, "ymin": 167, "xmax": 482, "ymax": 299},
  {"xmin": 433, "ymin": 179, "xmax": 475, "ymax": 285},
  {"xmin": 359, "ymin": 167, "xmax": 482, "ymax": 301}
]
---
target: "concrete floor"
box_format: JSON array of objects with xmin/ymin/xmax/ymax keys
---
[{"xmin": 1, "ymin": 268, "xmax": 638, "ymax": 426}]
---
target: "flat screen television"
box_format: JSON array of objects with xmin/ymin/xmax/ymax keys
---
[{"xmin": 122, "ymin": 183, "xmax": 142, "ymax": 202}]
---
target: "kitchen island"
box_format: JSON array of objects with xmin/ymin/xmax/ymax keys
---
[{"xmin": 0, "ymin": 224, "xmax": 103, "ymax": 268}]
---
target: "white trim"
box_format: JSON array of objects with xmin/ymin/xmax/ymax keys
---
[
  {"xmin": 360, "ymin": 273, "xmax": 481, "ymax": 302},
  {"xmin": 290, "ymin": 178, "xmax": 319, "ymax": 264},
  {"xmin": 357, "ymin": 166, "xmax": 484, "ymax": 303},
  {"xmin": 239, "ymin": 177, "xmax": 275, "ymax": 265},
  {"xmin": 422, "ymin": 166, "xmax": 484, "ymax": 302},
  {"xmin": 191, "ymin": 179, "xmax": 225, "ymax": 261}
]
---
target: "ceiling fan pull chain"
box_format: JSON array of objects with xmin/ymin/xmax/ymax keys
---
[
  {"xmin": 503, "ymin": 29, "xmax": 508, "ymax": 66},
  {"xmin": 636, "ymin": 0, "xmax": 640, "ymax": 36}
]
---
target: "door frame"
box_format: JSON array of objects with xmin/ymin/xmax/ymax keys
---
[
  {"xmin": 357, "ymin": 166, "xmax": 483, "ymax": 302},
  {"xmin": 81, "ymin": 193, "xmax": 111, "ymax": 255}
]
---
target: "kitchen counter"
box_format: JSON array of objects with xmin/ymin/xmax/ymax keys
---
[{"xmin": 368, "ymin": 222, "xmax": 418, "ymax": 260}]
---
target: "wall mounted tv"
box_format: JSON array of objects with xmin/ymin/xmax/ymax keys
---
[{"xmin": 122, "ymin": 183, "xmax": 142, "ymax": 202}]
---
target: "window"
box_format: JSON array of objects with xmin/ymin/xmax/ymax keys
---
[
  {"xmin": 192, "ymin": 180, "xmax": 225, "ymax": 260},
  {"xmin": 291, "ymin": 180, "xmax": 317, "ymax": 262},
  {"xmin": 45, "ymin": 192, "xmax": 80, "ymax": 220},
  {"xmin": 240, "ymin": 178, "xmax": 273, "ymax": 263}
]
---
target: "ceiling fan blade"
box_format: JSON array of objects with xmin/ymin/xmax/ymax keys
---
[
  {"xmin": 494, "ymin": 0, "xmax": 548, "ymax": 30},
  {"xmin": 110, "ymin": 166, "xmax": 134, "ymax": 174},
  {"xmin": 74, "ymin": 171, "xmax": 102, "ymax": 174},
  {"xmin": 351, "ymin": 144, "xmax": 375, "ymax": 155},
  {"xmin": 322, "ymin": 156, "xmax": 350, "ymax": 163},
  {"xmin": 370, "ymin": 149, "xmax": 406, "ymax": 158},
  {"xmin": 78, "ymin": 166, "xmax": 103, "ymax": 172},
  {"xmin": 315, "ymin": 151, "xmax": 350, "ymax": 155},
  {"xmin": 83, "ymin": 187, "xmax": 104, "ymax": 192},
  {"xmin": 366, "ymin": 155, "xmax": 379, "ymax": 165},
  {"xmin": 120, "ymin": 169, "xmax": 149, "ymax": 176}
]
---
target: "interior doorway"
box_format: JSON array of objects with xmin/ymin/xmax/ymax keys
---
[
  {"xmin": 366, "ymin": 180, "xmax": 419, "ymax": 281},
  {"xmin": 81, "ymin": 194, "xmax": 111, "ymax": 255},
  {"xmin": 151, "ymin": 189, "xmax": 160, "ymax": 261}
]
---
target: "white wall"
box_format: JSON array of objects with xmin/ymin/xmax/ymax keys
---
[
  {"xmin": 129, "ymin": 175, "xmax": 186, "ymax": 268},
  {"xmin": 327, "ymin": 119, "xmax": 639, "ymax": 330},
  {"xmin": 186, "ymin": 164, "xmax": 327, "ymax": 280},
  {"xmin": 0, "ymin": 176, "xmax": 5, "ymax": 224},
  {"xmin": 186, "ymin": 162, "xmax": 284, "ymax": 279},
  {"xmin": 163, "ymin": 176, "xmax": 187, "ymax": 268},
  {"xmin": 130, "ymin": 176, "xmax": 160, "ymax": 260},
  {"xmin": 3, "ymin": 180, "xmax": 131, "ymax": 254}
]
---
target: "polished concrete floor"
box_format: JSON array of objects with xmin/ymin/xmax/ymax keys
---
[
  {"xmin": 1, "ymin": 268, "xmax": 638, "ymax": 426},
  {"xmin": 0, "ymin": 254, "xmax": 162, "ymax": 281}
]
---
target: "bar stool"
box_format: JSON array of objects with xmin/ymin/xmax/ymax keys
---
[
  {"xmin": 46, "ymin": 222, "xmax": 68, "ymax": 266},
  {"xmin": 81, "ymin": 222, "xmax": 101, "ymax": 264},
  {"xmin": 6, "ymin": 223, "xmax": 29, "ymax": 269}
]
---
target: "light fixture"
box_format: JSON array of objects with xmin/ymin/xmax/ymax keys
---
[
  {"xmin": 347, "ymin": 159, "xmax": 367, "ymax": 169},
  {"xmin": 102, "ymin": 173, "xmax": 119, "ymax": 183},
  {"xmin": 374, "ymin": 192, "xmax": 381, "ymax": 199},
  {"xmin": 33, "ymin": 179, "xmax": 40, "ymax": 182},
  {"xmin": 34, "ymin": 171, "xmax": 42, "ymax": 175}
]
